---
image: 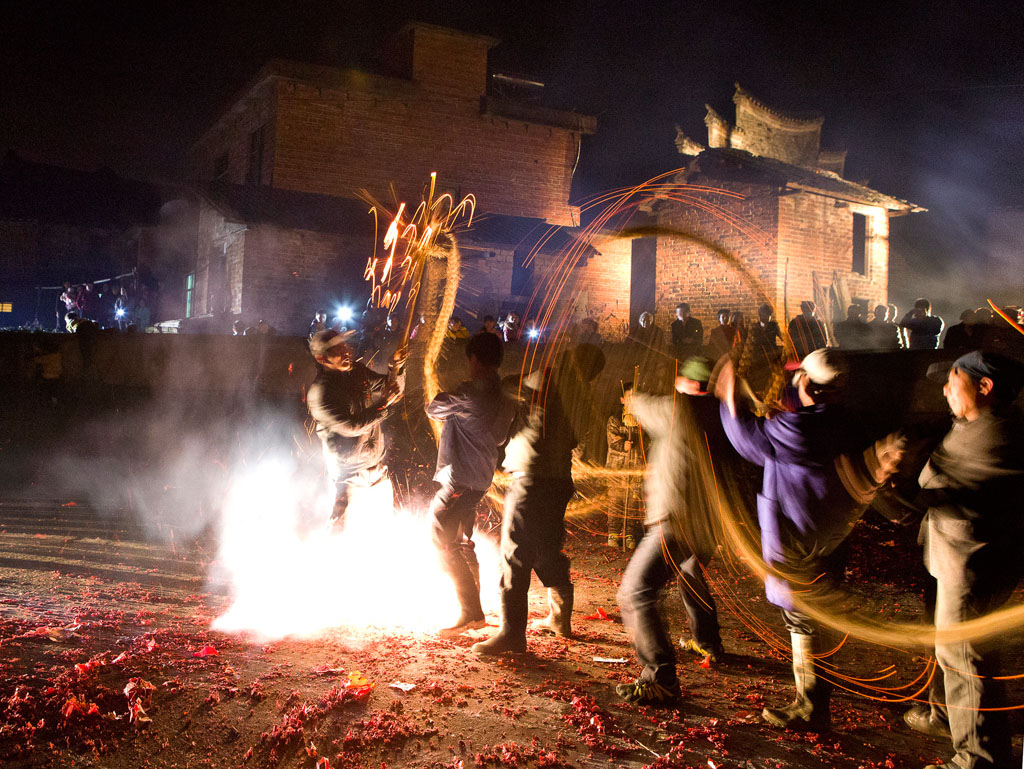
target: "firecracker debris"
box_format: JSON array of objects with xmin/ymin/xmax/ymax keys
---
[{"xmin": 2, "ymin": 499, "xmax": 1021, "ymax": 769}]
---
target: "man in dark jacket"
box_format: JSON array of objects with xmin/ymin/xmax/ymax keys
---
[
  {"xmin": 833, "ymin": 304, "xmax": 870, "ymax": 350},
  {"xmin": 307, "ymin": 329, "xmax": 405, "ymax": 530},
  {"xmin": 788, "ymin": 301, "xmax": 829, "ymax": 358},
  {"xmin": 426, "ymin": 332, "xmax": 517, "ymax": 638},
  {"xmin": 717, "ymin": 348, "xmax": 901, "ymax": 730},
  {"xmin": 900, "ymin": 297, "xmax": 944, "ymax": 350},
  {"xmin": 915, "ymin": 351, "xmax": 1024, "ymax": 769},
  {"xmin": 472, "ymin": 344, "xmax": 605, "ymax": 655},
  {"xmin": 671, "ymin": 303, "xmax": 703, "ymax": 361},
  {"xmin": 867, "ymin": 304, "xmax": 901, "ymax": 350}
]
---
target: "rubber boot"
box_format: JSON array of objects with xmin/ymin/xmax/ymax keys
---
[
  {"xmin": 472, "ymin": 588, "xmax": 528, "ymax": 655},
  {"xmin": 762, "ymin": 632, "xmax": 831, "ymax": 730},
  {"xmin": 532, "ymin": 585, "xmax": 574, "ymax": 638},
  {"xmin": 439, "ymin": 548, "xmax": 486, "ymax": 638}
]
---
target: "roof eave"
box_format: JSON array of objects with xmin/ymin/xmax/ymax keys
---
[{"xmin": 784, "ymin": 182, "xmax": 926, "ymax": 215}]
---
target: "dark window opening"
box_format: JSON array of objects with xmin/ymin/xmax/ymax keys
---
[
  {"xmin": 852, "ymin": 213, "xmax": 867, "ymax": 275},
  {"xmin": 511, "ymin": 246, "xmax": 535, "ymax": 296},
  {"xmin": 213, "ymin": 152, "xmax": 229, "ymax": 181},
  {"xmin": 247, "ymin": 125, "xmax": 265, "ymax": 186}
]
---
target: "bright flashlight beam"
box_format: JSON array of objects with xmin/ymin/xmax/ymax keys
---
[
  {"xmin": 336, "ymin": 306, "xmax": 353, "ymax": 322},
  {"xmin": 115, "ymin": 308, "xmax": 126, "ymax": 318}
]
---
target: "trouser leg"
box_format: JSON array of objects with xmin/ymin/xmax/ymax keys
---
[
  {"xmin": 617, "ymin": 522, "xmax": 680, "ymax": 687},
  {"xmin": 780, "ymin": 610, "xmax": 833, "ymax": 715},
  {"xmin": 431, "ymin": 485, "xmax": 487, "ymax": 621},
  {"xmin": 675, "ymin": 544, "xmax": 721, "ymax": 652},
  {"xmin": 530, "ymin": 479, "xmax": 575, "ymax": 594},
  {"xmin": 330, "ymin": 481, "xmax": 351, "ymax": 526},
  {"xmin": 496, "ymin": 478, "xmax": 535, "ymax": 639},
  {"xmin": 928, "ymin": 518, "xmax": 1019, "ymax": 769},
  {"xmin": 922, "ymin": 576, "xmax": 950, "ymax": 726},
  {"xmin": 934, "ymin": 575, "xmax": 1014, "ymax": 768}
]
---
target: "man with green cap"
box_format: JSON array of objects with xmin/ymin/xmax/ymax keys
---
[{"xmin": 615, "ymin": 356, "xmax": 725, "ymax": 705}]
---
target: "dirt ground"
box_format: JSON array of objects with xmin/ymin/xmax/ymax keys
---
[{"xmin": 3, "ymin": 496, "xmax": 1021, "ymax": 769}]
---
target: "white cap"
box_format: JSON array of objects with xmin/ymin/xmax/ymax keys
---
[
  {"xmin": 795, "ymin": 348, "xmax": 846, "ymax": 388},
  {"xmin": 310, "ymin": 329, "xmax": 356, "ymax": 356}
]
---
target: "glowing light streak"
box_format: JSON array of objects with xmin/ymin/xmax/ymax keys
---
[
  {"xmin": 362, "ymin": 174, "xmax": 475, "ymax": 347},
  {"xmin": 988, "ymin": 298, "xmax": 1024, "ymax": 336}
]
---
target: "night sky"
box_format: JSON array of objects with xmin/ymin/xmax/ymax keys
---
[{"xmin": 4, "ymin": 0, "xmax": 1023, "ymax": 316}]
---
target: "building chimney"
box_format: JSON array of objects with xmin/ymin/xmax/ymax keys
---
[{"xmin": 385, "ymin": 23, "xmax": 498, "ymax": 98}]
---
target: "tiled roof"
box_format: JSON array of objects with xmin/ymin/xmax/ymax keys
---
[
  {"xmin": 686, "ymin": 148, "xmax": 925, "ymax": 213},
  {"xmin": 202, "ymin": 183, "xmax": 374, "ymax": 236}
]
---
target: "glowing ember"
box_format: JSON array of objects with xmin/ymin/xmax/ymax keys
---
[
  {"xmin": 363, "ymin": 173, "xmax": 475, "ymax": 342},
  {"xmin": 211, "ymin": 460, "xmax": 499, "ymax": 639}
]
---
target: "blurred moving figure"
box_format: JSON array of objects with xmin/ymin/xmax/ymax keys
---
[
  {"xmin": 914, "ymin": 351, "xmax": 1024, "ymax": 769},
  {"xmin": 307, "ymin": 329, "xmax": 406, "ymax": 531},
  {"xmin": 473, "ymin": 344, "xmax": 605, "ymax": 655},
  {"xmin": 426, "ymin": 332, "xmax": 516, "ymax": 639},
  {"xmin": 717, "ymin": 349, "xmax": 903, "ymax": 730},
  {"xmin": 616, "ymin": 356, "xmax": 725, "ymax": 706}
]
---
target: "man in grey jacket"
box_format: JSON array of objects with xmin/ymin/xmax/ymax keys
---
[
  {"xmin": 917, "ymin": 350, "xmax": 1024, "ymax": 769},
  {"xmin": 427, "ymin": 332, "xmax": 517, "ymax": 638},
  {"xmin": 307, "ymin": 329, "xmax": 405, "ymax": 530},
  {"xmin": 616, "ymin": 356, "xmax": 724, "ymax": 706}
]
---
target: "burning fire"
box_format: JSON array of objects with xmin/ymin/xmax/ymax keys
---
[{"xmin": 211, "ymin": 460, "xmax": 499, "ymax": 639}]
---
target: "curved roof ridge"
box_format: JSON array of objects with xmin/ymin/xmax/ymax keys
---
[{"xmin": 733, "ymin": 83, "xmax": 823, "ymax": 128}]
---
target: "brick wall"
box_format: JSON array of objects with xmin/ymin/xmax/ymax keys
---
[
  {"xmin": 652, "ymin": 185, "xmax": 890, "ymax": 334},
  {"xmin": 777, "ymin": 194, "xmax": 888, "ymax": 323},
  {"xmin": 186, "ymin": 79, "xmax": 277, "ymax": 186},
  {"xmin": 448, "ymin": 236, "xmax": 632, "ymax": 340},
  {"xmin": 406, "ymin": 25, "xmax": 492, "ymax": 97},
  {"xmin": 241, "ymin": 225, "xmax": 373, "ymax": 334},
  {"xmin": 653, "ymin": 183, "xmax": 780, "ymax": 333},
  {"xmin": 271, "ymin": 77, "xmax": 581, "ymax": 225}
]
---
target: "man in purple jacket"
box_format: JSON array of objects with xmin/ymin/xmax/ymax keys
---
[{"xmin": 716, "ymin": 348, "xmax": 893, "ymax": 730}]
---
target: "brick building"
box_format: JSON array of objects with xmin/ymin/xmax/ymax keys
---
[
  {"xmin": 647, "ymin": 85, "xmax": 923, "ymax": 334},
  {"xmin": 184, "ymin": 23, "xmax": 632, "ymax": 336}
]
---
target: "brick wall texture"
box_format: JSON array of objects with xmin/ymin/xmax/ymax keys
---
[
  {"xmin": 187, "ymin": 30, "xmax": 582, "ymax": 227},
  {"xmin": 654, "ymin": 184, "xmax": 889, "ymax": 334}
]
